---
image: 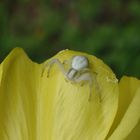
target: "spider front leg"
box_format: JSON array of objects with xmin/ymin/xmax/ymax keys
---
[
  {"xmin": 73, "ymin": 72, "xmax": 101, "ymax": 101},
  {"xmin": 42, "ymin": 58, "xmax": 67, "ymax": 77}
]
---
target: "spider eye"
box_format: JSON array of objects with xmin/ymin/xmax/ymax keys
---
[{"xmin": 72, "ymin": 56, "xmax": 89, "ymax": 71}]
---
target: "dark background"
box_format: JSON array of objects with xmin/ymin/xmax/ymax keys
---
[{"xmin": 0, "ymin": 0, "xmax": 140, "ymax": 78}]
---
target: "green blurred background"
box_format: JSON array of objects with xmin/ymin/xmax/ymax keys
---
[{"xmin": 0, "ymin": 0, "xmax": 140, "ymax": 78}]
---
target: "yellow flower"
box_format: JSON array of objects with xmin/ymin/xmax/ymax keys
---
[{"xmin": 0, "ymin": 48, "xmax": 139, "ymax": 140}]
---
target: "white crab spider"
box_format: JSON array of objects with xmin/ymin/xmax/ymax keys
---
[{"xmin": 42, "ymin": 55, "xmax": 100, "ymax": 101}]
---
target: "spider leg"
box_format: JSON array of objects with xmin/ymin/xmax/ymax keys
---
[
  {"xmin": 91, "ymin": 72, "xmax": 101, "ymax": 102},
  {"xmin": 42, "ymin": 58, "xmax": 67, "ymax": 77},
  {"xmin": 73, "ymin": 72, "xmax": 101, "ymax": 101}
]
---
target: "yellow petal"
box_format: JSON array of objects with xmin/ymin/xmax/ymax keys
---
[
  {"xmin": 125, "ymin": 121, "xmax": 140, "ymax": 140},
  {"xmin": 107, "ymin": 76, "xmax": 140, "ymax": 140},
  {"xmin": 39, "ymin": 50, "xmax": 119, "ymax": 140},
  {"xmin": 0, "ymin": 48, "xmax": 41, "ymax": 140},
  {"xmin": 0, "ymin": 48, "xmax": 119, "ymax": 140}
]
